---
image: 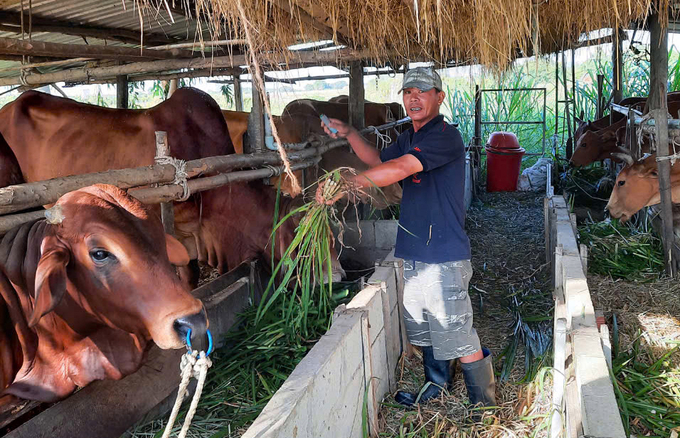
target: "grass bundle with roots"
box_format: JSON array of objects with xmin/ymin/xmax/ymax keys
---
[{"xmin": 257, "ymin": 167, "xmax": 366, "ymax": 337}]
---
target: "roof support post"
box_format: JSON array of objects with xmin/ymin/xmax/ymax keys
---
[
  {"xmin": 247, "ymin": 67, "xmax": 266, "ymax": 154},
  {"xmin": 612, "ymin": 26, "xmax": 624, "ymax": 104},
  {"xmin": 596, "ymin": 74, "xmax": 604, "ymax": 119},
  {"xmin": 116, "ymin": 74, "xmax": 128, "ymax": 109},
  {"xmin": 349, "ymin": 61, "xmax": 365, "ymax": 130},
  {"xmin": 233, "ymin": 74, "xmax": 243, "ymax": 111},
  {"xmin": 649, "ymin": 11, "xmax": 676, "ymax": 276}
]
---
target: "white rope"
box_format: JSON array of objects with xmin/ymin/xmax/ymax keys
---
[
  {"xmin": 155, "ymin": 156, "xmax": 191, "ymax": 201},
  {"xmin": 161, "ymin": 351, "xmax": 213, "ymax": 438},
  {"xmin": 366, "ymin": 126, "xmax": 393, "ymax": 150}
]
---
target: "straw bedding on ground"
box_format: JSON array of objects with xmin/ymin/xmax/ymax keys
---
[{"xmin": 379, "ymin": 191, "xmax": 554, "ymax": 437}]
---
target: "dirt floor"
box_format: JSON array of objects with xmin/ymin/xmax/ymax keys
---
[{"xmin": 378, "ymin": 191, "xmax": 554, "ymax": 438}]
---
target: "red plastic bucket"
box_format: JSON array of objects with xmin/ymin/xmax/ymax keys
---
[{"xmin": 485, "ymin": 132, "xmax": 525, "ymax": 192}]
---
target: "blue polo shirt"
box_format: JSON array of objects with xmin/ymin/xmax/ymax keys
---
[{"xmin": 379, "ymin": 115, "xmax": 470, "ymax": 263}]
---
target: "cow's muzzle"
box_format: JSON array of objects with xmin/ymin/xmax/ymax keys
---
[{"xmin": 174, "ymin": 308, "xmax": 210, "ymax": 353}]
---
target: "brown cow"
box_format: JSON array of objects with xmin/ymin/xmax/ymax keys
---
[
  {"xmin": 278, "ymin": 99, "xmax": 403, "ymax": 208},
  {"xmin": 571, "ymin": 98, "xmax": 680, "ymax": 166},
  {"xmin": 605, "ymin": 152, "xmax": 680, "ymax": 222},
  {"xmin": 0, "ymin": 89, "xmax": 344, "ymax": 287},
  {"xmin": 221, "ymin": 103, "xmax": 403, "ymax": 209},
  {"xmin": 0, "ymin": 184, "xmax": 207, "ymax": 403}
]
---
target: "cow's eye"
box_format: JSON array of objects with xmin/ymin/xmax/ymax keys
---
[
  {"xmin": 618, "ymin": 180, "xmax": 626, "ymax": 187},
  {"xmin": 90, "ymin": 249, "xmax": 114, "ymax": 263}
]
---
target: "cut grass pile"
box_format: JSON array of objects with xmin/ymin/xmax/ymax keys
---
[{"xmin": 578, "ymin": 219, "xmax": 664, "ymax": 281}]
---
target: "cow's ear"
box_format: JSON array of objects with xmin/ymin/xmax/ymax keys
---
[
  {"xmin": 165, "ymin": 234, "xmax": 190, "ymax": 266},
  {"xmin": 30, "ymin": 236, "xmax": 70, "ymax": 327}
]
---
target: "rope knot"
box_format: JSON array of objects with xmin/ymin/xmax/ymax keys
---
[
  {"xmin": 162, "ymin": 350, "xmax": 213, "ymax": 438},
  {"xmin": 367, "ymin": 126, "xmax": 393, "ymax": 150},
  {"xmin": 155, "ymin": 156, "xmax": 191, "ymax": 201}
]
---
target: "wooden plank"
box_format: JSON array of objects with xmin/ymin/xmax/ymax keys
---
[{"xmin": 6, "ymin": 264, "xmax": 252, "ymax": 438}]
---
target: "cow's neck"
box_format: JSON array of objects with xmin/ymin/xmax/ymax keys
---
[
  {"xmin": 645, "ymin": 163, "xmax": 680, "ymax": 206},
  {"xmin": 0, "ymin": 221, "xmax": 147, "ymax": 402},
  {"xmin": 6, "ymin": 307, "xmax": 147, "ymax": 402}
]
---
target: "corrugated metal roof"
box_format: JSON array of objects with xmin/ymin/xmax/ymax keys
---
[{"xmin": 0, "ymin": 0, "xmax": 211, "ymax": 80}]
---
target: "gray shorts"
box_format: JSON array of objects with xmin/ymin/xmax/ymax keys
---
[{"xmin": 402, "ymin": 260, "xmax": 481, "ymax": 361}]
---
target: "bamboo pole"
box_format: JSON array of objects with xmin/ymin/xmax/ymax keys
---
[
  {"xmin": 0, "ymin": 118, "xmax": 407, "ymax": 216},
  {"xmin": 0, "ymin": 37, "xmax": 196, "ymax": 62},
  {"xmin": 0, "ymin": 158, "xmax": 320, "ymax": 234},
  {"xmin": 0, "ymin": 49, "xmax": 376, "ymax": 87},
  {"xmin": 147, "ymin": 39, "xmax": 247, "ymax": 51}
]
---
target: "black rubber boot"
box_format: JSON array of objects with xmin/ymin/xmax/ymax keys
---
[
  {"xmin": 395, "ymin": 346, "xmax": 452, "ymax": 407},
  {"xmin": 460, "ymin": 347, "xmax": 497, "ymax": 407}
]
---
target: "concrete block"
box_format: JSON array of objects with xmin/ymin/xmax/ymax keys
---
[
  {"xmin": 562, "ymin": 256, "xmax": 597, "ymax": 329},
  {"xmin": 314, "ymin": 360, "xmax": 365, "ymax": 438},
  {"xmin": 556, "ymin": 220, "xmax": 580, "ymax": 256},
  {"xmin": 346, "ymin": 285, "xmax": 385, "ymax": 346},
  {"xmin": 370, "ymin": 266, "xmax": 398, "ymax": 311},
  {"xmin": 340, "ymin": 221, "xmax": 363, "ymax": 249},
  {"xmin": 375, "ymin": 220, "xmax": 398, "ymax": 250},
  {"xmin": 357, "ymin": 220, "xmax": 376, "ymax": 249},
  {"xmin": 575, "ymin": 355, "xmax": 627, "ymax": 438},
  {"xmin": 572, "ymin": 329, "xmax": 606, "ymax": 359},
  {"xmin": 370, "ymin": 328, "xmax": 390, "ymax": 400}
]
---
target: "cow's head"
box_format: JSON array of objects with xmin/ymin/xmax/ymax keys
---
[
  {"xmin": 34, "ymin": 184, "xmax": 208, "ymax": 350},
  {"xmin": 606, "ymin": 153, "xmax": 658, "ymax": 222},
  {"xmin": 571, "ymin": 129, "xmax": 618, "ymax": 166}
]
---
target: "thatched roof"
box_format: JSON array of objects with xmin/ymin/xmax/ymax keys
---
[{"xmin": 141, "ymin": 0, "xmax": 673, "ymax": 70}]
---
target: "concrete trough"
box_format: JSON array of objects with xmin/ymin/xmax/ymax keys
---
[{"xmin": 546, "ymin": 195, "xmax": 626, "ymax": 438}]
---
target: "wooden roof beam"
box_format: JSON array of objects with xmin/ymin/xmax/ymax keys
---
[
  {"xmin": 0, "ymin": 11, "xmax": 175, "ymax": 46},
  {"xmin": 0, "ymin": 37, "xmax": 200, "ymax": 62}
]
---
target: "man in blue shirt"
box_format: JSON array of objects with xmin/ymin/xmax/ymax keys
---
[{"xmin": 318, "ymin": 67, "xmax": 496, "ymax": 409}]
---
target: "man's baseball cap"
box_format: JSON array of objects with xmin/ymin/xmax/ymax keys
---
[{"xmin": 399, "ymin": 67, "xmax": 443, "ymax": 93}]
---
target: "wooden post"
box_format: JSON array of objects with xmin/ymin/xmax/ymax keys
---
[
  {"xmin": 571, "ymin": 48, "xmax": 577, "ymax": 134},
  {"xmin": 247, "ymin": 68, "xmax": 266, "ymax": 154},
  {"xmin": 115, "ymin": 74, "xmax": 128, "ymax": 109},
  {"xmin": 168, "ymin": 78, "xmax": 178, "ymax": 97},
  {"xmin": 233, "ymin": 74, "xmax": 243, "ymax": 111},
  {"xmin": 555, "ymin": 54, "xmax": 560, "ymax": 136},
  {"xmin": 349, "ymin": 61, "xmax": 365, "ymax": 130},
  {"xmin": 596, "ymin": 74, "xmax": 604, "ymax": 118},
  {"xmin": 612, "ymin": 27, "xmax": 624, "ymax": 104},
  {"xmin": 562, "ymin": 51, "xmax": 573, "ymax": 160},
  {"xmin": 474, "ymin": 85, "xmax": 482, "ymax": 166},
  {"xmin": 649, "ymin": 12, "xmax": 676, "ymax": 276},
  {"xmin": 154, "ymin": 131, "xmax": 175, "ymax": 236}
]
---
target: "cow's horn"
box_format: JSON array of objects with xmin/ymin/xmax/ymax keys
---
[
  {"xmin": 612, "ymin": 152, "xmax": 634, "ymax": 166},
  {"xmin": 44, "ymin": 205, "xmax": 65, "ymax": 224},
  {"xmin": 617, "ymin": 146, "xmax": 633, "ymax": 155}
]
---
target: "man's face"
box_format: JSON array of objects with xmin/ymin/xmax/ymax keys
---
[{"xmin": 402, "ymin": 87, "xmax": 445, "ymax": 126}]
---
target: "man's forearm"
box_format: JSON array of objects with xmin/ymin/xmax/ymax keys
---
[{"xmin": 346, "ymin": 130, "xmax": 382, "ymax": 168}]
